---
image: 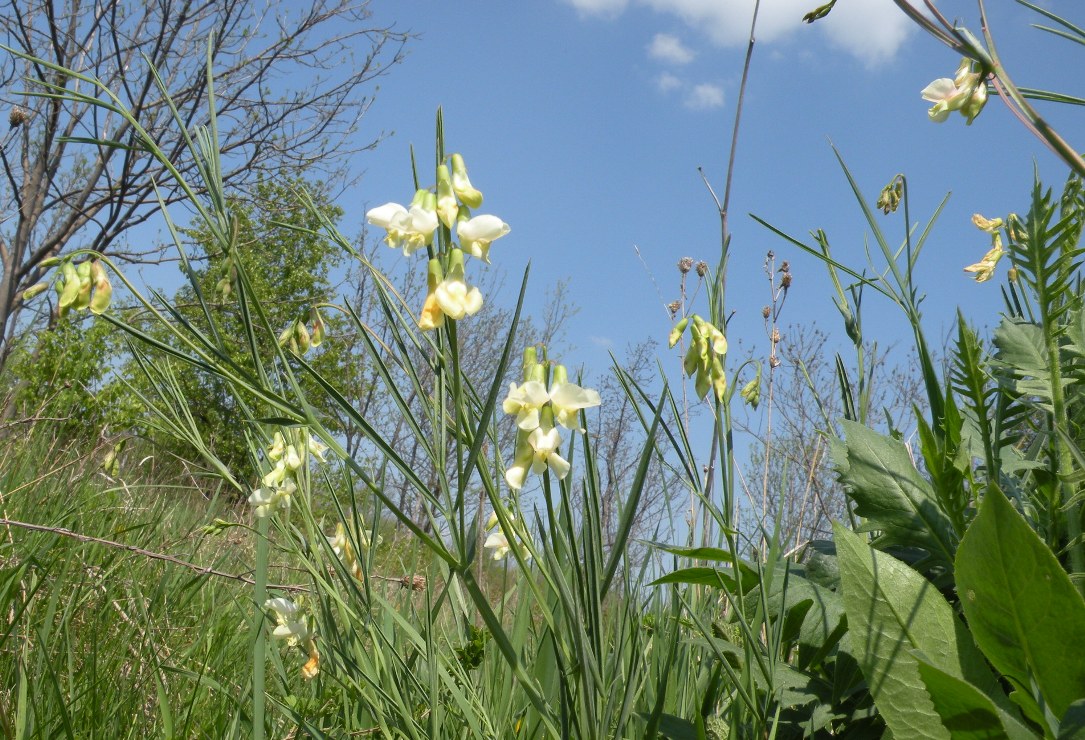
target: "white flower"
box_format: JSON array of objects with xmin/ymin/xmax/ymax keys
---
[
  {"xmin": 484, "ymin": 531, "xmax": 511, "ymax": 560},
  {"xmin": 457, "ymin": 215, "xmax": 510, "ymax": 263},
  {"xmin": 502, "ymin": 380, "xmax": 550, "ymax": 431},
  {"xmin": 922, "ymin": 57, "xmax": 986, "ymax": 124},
  {"xmin": 284, "ymin": 444, "xmax": 303, "ymax": 471},
  {"xmin": 505, "ymin": 425, "xmax": 571, "ymax": 490},
  {"xmin": 248, "ymin": 479, "xmax": 296, "ymax": 518},
  {"xmin": 268, "ymin": 432, "xmax": 286, "ymax": 461},
  {"xmin": 264, "ymin": 597, "xmax": 311, "ymax": 646},
  {"xmin": 435, "ymin": 277, "xmax": 484, "ymax": 320},
  {"xmin": 262, "ymin": 458, "xmax": 288, "ymax": 488},
  {"xmin": 548, "ymin": 382, "xmax": 602, "ymax": 431},
  {"xmin": 366, "ymin": 194, "xmax": 439, "ymax": 257},
  {"xmin": 921, "ymin": 77, "xmax": 964, "ymax": 123},
  {"xmin": 433, "ymin": 249, "xmax": 483, "ymax": 321},
  {"xmin": 307, "ymin": 434, "xmax": 328, "ymax": 463}
]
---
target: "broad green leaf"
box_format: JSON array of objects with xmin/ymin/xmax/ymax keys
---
[
  {"xmin": 648, "ymin": 713, "xmax": 698, "ymax": 740},
  {"xmin": 993, "ymin": 317, "xmax": 1056, "ymax": 407},
  {"xmin": 747, "ymin": 565, "xmax": 846, "ymax": 663},
  {"xmin": 955, "ymin": 487, "xmax": 1085, "ymax": 722},
  {"xmin": 835, "ymin": 524, "xmax": 1003, "ymax": 740},
  {"xmin": 915, "ymin": 660, "xmax": 1035, "ymax": 740},
  {"xmin": 1060, "ymin": 700, "xmax": 1085, "ymax": 739},
  {"xmin": 834, "ymin": 420, "xmax": 957, "ymax": 570}
]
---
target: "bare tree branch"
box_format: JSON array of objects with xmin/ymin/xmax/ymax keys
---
[{"xmin": 0, "ymin": 0, "xmax": 409, "ymax": 370}]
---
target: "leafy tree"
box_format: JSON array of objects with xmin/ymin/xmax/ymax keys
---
[
  {"xmin": 128, "ymin": 178, "xmax": 346, "ymax": 473},
  {"xmin": 0, "ymin": 0, "xmax": 407, "ymax": 372}
]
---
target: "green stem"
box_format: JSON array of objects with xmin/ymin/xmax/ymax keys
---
[{"xmin": 251, "ymin": 516, "xmax": 268, "ymax": 740}]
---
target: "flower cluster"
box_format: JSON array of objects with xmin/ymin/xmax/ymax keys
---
[
  {"xmin": 278, "ymin": 306, "xmax": 327, "ymax": 355},
  {"xmin": 326, "ymin": 521, "xmax": 380, "ymax": 579},
  {"xmin": 365, "ymin": 153, "xmax": 510, "ymax": 332},
  {"xmin": 264, "ymin": 597, "xmax": 320, "ymax": 680},
  {"xmin": 963, "ymin": 213, "xmax": 1007, "ymax": 283},
  {"xmin": 30, "ymin": 258, "xmax": 113, "ymax": 318},
  {"xmin": 502, "ymin": 346, "xmax": 601, "ymax": 491},
  {"xmin": 669, "ymin": 314, "xmax": 728, "ymax": 401},
  {"xmin": 248, "ymin": 429, "xmax": 328, "ymax": 518},
  {"xmin": 921, "ymin": 57, "xmax": 988, "ymax": 125}
]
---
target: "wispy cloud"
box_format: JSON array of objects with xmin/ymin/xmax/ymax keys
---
[
  {"xmin": 648, "ymin": 33, "xmax": 695, "ymax": 64},
  {"xmin": 561, "ymin": 0, "xmax": 629, "ymax": 17},
  {"xmin": 570, "ymin": 0, "xmax": 913, "ymax": 66},
  {"xmin": 684, "ymin": 83, "xmax": 724, "ymax": 110},
  {"xmin": 590, "ymin": 335, "xmax": 614, "ymax": 349},
  {"xmin": 656, "ymin": 72, "xmax": 683, "ymax": 93}
]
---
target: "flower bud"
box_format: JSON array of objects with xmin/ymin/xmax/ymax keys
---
[
  {"xmin": 278, "ymin": 322, "xmax": 295, "ymax": 348},
  {"xmin": 295, "ymin": 321, "xmax": 311, "ymax": 353},
  {"xmin": 436, "ymin": 164, "xmax": 458, "ymax": 229},
  {"xmin": 310, "ymin": 306, "xmax": 326, "ymax": 347},
  {"xmin": 450, "ymin": 153, "xmax": 483, "ymax": 208},
  {"xmin": 22, "ymin": 282, "xmax": 49, "ymax": 301},
  {"xmin": 668, "ymin": 317, "xmax": 688, "ymax": 348},
  {"xmin": 710, "ymin": 357, "xmax": 726, "ymax": 402},
  {"xmin": 963, "ymin": 81, "xmax": 988, "ymax": 125},
  {"xmin": 58, "ymin": 262, "xmax": 81, "ymax": 308},
  {"xmin": 551, "ymin": 364, "xmax": 568, "ymax": 388},
  {"xmin": 89, "ymin": 261, "xmax": 112, "ymax": 314},
  {"xmin": 740, "ymin": 373, "xmax": 761, "ymax": 409}
]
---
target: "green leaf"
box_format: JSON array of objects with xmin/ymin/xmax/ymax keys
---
[
  {"xmin": 1059, "ymin": 700, "xmax": 1085, "ymax": 739},
  {"xmin": 650, "ymin": 566, "xmax": 750, "ymax": 591},
  {"xmin": 648, "ymin": 713, "xmax": 698, "ymax": 740},
  {"xmin": 993, "ymin": 318, "xmax": 1055, "ymax": 408},
  {"xmin": 915, "ymin": 660, "xmax": 1035, "ymax": 740},
  {"xmin": 955, "ymin": 487, "xmax": 1085, "ymax": 723},
  {"xmin": 834, "ymin": 420, "xmax": 958, "ymax": 570},
  {"xmin": 835, "ymin": 524, "xmax": 1004, "ymax": 740}
]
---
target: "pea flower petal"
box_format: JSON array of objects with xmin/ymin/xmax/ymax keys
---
[{"xmin": 457, "ymin": 215, "xmax": 510, "ymax": 262}]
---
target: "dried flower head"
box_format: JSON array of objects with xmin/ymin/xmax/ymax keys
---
[
  {"xmin": 678, "ymin": 257, "xmax": 694, "ymax": 274},
  {"xmin": 761, "ymin": 306, "xmax": 771, "ymax": 319},
  {"xmin": 771, "ymin": 328, "xmax": 781, "ymax": 344},
  {"xmin": 780, "ymin": 272, "xmax": 793, "ymax": 289},
  {"xmin": 695, "ymin": 261, "xmax": 709, "ymax": 277},
  {"xmin": 9, "ymin": 105, "xmax": 30, "ymax": 129},
  {"xmin": 769, "ymin": 356, "xmax": 782, "ymax": 368},
  {"xmin": 401, "ymin": 574, "xmax": 427, "ymax": 592},
  {"xmin": 667, "ymin": 299, "xmax": 682, "ymax": 317}
]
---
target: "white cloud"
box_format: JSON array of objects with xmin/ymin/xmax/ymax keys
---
[
  {"xmin": 590, "ymin": 335, "xmax": 614, "ymax": 348},
  {"xmin": 648, "ymin": 33, "xmax": 695, "ymax": 64},
  {"xmin": 562, "ymin": 0, "xmax": 629, "ymax": 17},
  {"xmin": 656, "ymin": 72, "xmax": 683, "ymax": 93},
  {"xmin": 819, "ymin": 0, "xmax": 914, "ymax": 65},
  {"xmin": 684, "ymin": 83, "xmax": 724, "ymax": 110},
  {"xmin": 573, "ymin": 0, "xmax": 914, "ymax": 65}
]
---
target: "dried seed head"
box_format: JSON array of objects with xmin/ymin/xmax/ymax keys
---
[
  {"xmin": 771, "ymin": 328, "xmax": 781, "ymax": 344},
  {"xmin": 780, "ymin": 272, "xmax": 793, "ymax": 289},
  {"xmin": 402, "ymin": 574, "xmax": 427, "ymax": 592},
  {"xmin": 695, "ymin": 261, "xmax": 709, "ymax": 277},
  {"xmin": 779, "ymin": 261, "xmax": 790, "ymax": 273},
  {"xmin": 766, "ymin": 250, "xmax": 775, "ymax": 261},
  {"xmin": 769, "ymin": 356, "xmax": 781, "ymax": 368},
  {"xmin": 667, "ymin": 300, "xmax": 682, "ymax": 317},
  {"xmin": 9, "ymin": 105, "xmax": 30, "ymax": 129},
  {"xmin": 678, "ymin": 257, "xmax": 694, "ymax": 274},
  {"xmin": 761, "ymin": 306, "xmax": 771, "ymax": 319}
]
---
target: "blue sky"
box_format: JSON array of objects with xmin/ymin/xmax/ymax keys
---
[{"xmin": 348, "ymin": 0, "xmax": 1079, "ymax": 407}]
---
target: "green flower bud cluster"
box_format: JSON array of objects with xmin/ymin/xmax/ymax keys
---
[{"xmin": 669, "ymin": 314, "xmax": 727, "ymax": 402}]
